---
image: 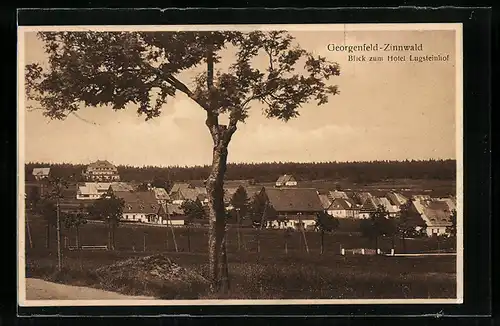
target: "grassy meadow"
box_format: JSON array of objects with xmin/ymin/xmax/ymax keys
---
[{"xmin": 25, "ymin": 214, "xmax": 457, "ymax": 300}]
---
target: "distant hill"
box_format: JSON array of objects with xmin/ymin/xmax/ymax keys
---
[{"xmin": 24, "ymin": 159, "xmax": 456, "ymax": 184}]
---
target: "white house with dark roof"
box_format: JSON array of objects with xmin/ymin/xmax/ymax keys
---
[
  {"xmin": 32, "ymin": 167, "xmax": 50, "ymax": 181},
  {"xmin": 358, "ymin": 196, "xmax": 400, "ymax": 219},
  {"xmin": 327, "ymin": 198, "xmax": 360, "ymax": 218},
  {"xmin": 262, "ymin": 187, "xmax": 323, "ymax": 230},
  {"xmin": 411, "ymin": 198, "xmax": 453, "ymax": 236},
  {"xmin": 275, "ymin": 174, "xmax": 298, "ymax": 187}
]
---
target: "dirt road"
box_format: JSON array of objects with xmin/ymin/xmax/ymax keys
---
[{"xmin": 25, "ymin": 278, "xmax": 155, "ymax": 300}]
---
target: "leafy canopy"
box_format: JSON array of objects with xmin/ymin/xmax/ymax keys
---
[
  {"xmin": 229, "ymin": 186, "xmax": 250, "ymax": 216},
  {"xmin": 26, "ymin": 31, "xmax": 340, "ymax": 134},
  {"xmin": 180, "ymin": 199, "xmax": 207, "ymax": 221},
  {"xmin": 315, "ymin": 211, "xmax": 340, "ymax": 232},
  {"xmin": 88, "ymin": 194, "xmax": 125, "ymax": 224}
]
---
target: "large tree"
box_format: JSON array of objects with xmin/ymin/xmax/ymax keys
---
[
  {"xmin": 88, "ymin": 194, "xmax": 124, "ymax": 250},
  {"xmin": 26, "ymin": 30, "xmax": 340, "ymax": 293}
]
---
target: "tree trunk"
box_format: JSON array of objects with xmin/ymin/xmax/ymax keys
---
[
  {"xmin": 236, "ymin": 210, "xmax": 241, "ymax": 252},
  {"xmin": 206, "ymin": 143, "xmax": 229, "ymax": 294},
  {"xmin": 219, "ymin": 232, "xmax": 230, "ymax": 293},
  {"xmin": 56, "ymin": 199, "xmax": 62, "ymax": 272}
]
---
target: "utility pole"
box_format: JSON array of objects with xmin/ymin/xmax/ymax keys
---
[
  {"xmin": 298, "ymin": 213, "xmax": 309, "ymax": 254},
  {"xmin": 236, "ymin": 208, "xmax": 241, "ymax": 252},
  {"xmin": 56, "ymin": 196, "xmax": 62, "ymax": 272}
]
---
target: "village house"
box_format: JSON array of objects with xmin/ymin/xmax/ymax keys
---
[
  {"xmin": 77, "ymin": 182, "xmax": 134, "ymax": 200},
  {"xmin": 326, "ymin": 198, "xmax": 361, "ymax": 218},
  {"xmin": 151, "ymin": 187, "xmax": 170, "ymax": 204},
  {"xmin": 158, "ymin": 202, "xmax": 186, "ymax": 226},
  {"xmin": 114, "ymin": 191, "xmax": 160, "ymax": 223},
  {"xmin": 353, "ymin": 191, "xmax": 374, "ymax": 206},
  {"xmin": 386, "ymin": 191, "xmax": 409, "ymax": 207},
  {"xmin": 411, "ymin": 198, "xmax": 454, "ymax": 236},
  {"xmin": 170, "ymin": 186, "xmax": 206, "ymax": 205},
  {"xmin": 318, "ymin": 194, "xmax": 332, "ymax": 210},
  {"xmin": 82, "ymin": 160, "xmax": 120, "ymax": 182},
  {"xmin": 275, "ymin": 174, "xmax": 298, "ymax": 187},
  {"xmin": 32, "ymin": 167, "xmax": 50, "ymax": 181},
  {"xmin": 261, "ymin": 187, "xmax": 324, "ymax": 230},
  {"xmin": 358, "ymin": 196, "xmax": 400, "ymax": 219},
  {"xmin": 169, "ymin": 182, "xmax": 193, "ymax": 195},
  {"xmin": 328, "ymin": 190, "xmax": 349, "ymax": 201}
]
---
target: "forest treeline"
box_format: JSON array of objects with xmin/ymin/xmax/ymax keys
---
[{"xmin": 25, "ymin": 159, "xmax": 456, "ymax": 184}]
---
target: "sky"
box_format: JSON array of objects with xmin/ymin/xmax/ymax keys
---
[{"xmin": 20, "ymin": 26, "xmax": 458, "ymax": 167}]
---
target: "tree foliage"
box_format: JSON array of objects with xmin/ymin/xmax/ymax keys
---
[
  {"xmin": 63, "ymin": 204, "xmax": 88, "ymax": 230},
  {"xmin": 38, "ymin": 199, "xmax": 57, "ymax": 226},
  {"xmin": 397, "ymin": 201, "xmax": 427, "ymax": 239},
  {"xmin": 315, "ymin": 211, "xmax": 340, "ymax": 232},
  {"xmin": 180, "ymin": 199, "xmax": 207, "ymax": 222},
  {"xmin": 88, "ymin": 194, "xmax": 124, "ymax": 224},
  {"xmin": 446, "ymin": 209, "xmax": 457, "ymax": 237},
  {"xmin": 26, "ymin": 31, "xmax": 339, "ymax": 125},
  {"xmin": 248, "ymin": 197, "xmax": 276, "ymax": 228},
  {"xmin": 361, "ymin": 205, "xmax": 395, "ymax": 239},
  {"xmin": 230, "ymin": 186, "xmax": 250, "ymax": 216}
]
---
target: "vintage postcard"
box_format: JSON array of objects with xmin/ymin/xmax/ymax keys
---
[{"xmin": 17, "ymin": 23, "xmax": 463, "ymax": 307}]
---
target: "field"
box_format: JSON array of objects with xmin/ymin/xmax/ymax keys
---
[
  {"xmin": 260, "ymin": 178, "xmax": 456, "ymax": 197},
  {"xmin": 25, "ymin": 214, "xmax": 457, "ymax": 300}
]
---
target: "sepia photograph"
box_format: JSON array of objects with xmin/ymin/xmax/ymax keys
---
[{"xmin": 17, "ymin": 23, "xmax": 463, "ymax": 306}]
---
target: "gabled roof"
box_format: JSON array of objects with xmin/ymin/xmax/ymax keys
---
[
  {"xmin": 356, "ymin": 192, "xmax": 373, "ymax": 204},
  {"xmin": 152, "ymin": 187, "xmax": 170, "ymax": 200},
  {"xmin": 377, "ymin": 197, "xmax": 400, "ymax": 213},
  {"xmin": 386, "ymin": 192, "xmax": 409, "ymax": 206},
  {"xmin": 276, "ymin": 174, "xmax": 296, "ymax": 184},
  {"xmin": 360, "ymin": 197, "xmax": 378, "ymax": 212},
  {"xmin": 32, "ymin": 167, "xmax": 50, "ymax": 177},
  {"xmin": 109, "ymin": 182, "xmax": 134, "ymax": 192},
  {"xmin": 161, "ymin": 202, "xmax": 185, "ymax": 216},
  {"xmin": 169, "ymin": 183, "xmax": 192, "ymax": 194},
  {"xmin": 318, "ymin": 194, "xmax": 332, "ymax": 209},
  {"xmin": 328, "ymin": 190, "xmax": 349, "ymax": 200},
  {"xmin": 412, "ymin": 199, "xmax": 453, "ymax": 227},
  {"xmin": 86, "ymin": 160, "xmax": 117, "ymax": 172},
  {"xmin": 264, "ymin": 187, "xmax": 323, "ymax": 212},
  {"xmin": 115, "ymin": 191, "xmax": 159, "ymax": 214},
  {"xmin": 360, "ymin": 197, "xmax": 399, "ymax": 214},
  {"xmin": 245, "ymin": 186, "xmax": 266, "ymax": 197},
  {"xmin": 328, "ymin": 198, "xmax": 352, "ymax": 210}
]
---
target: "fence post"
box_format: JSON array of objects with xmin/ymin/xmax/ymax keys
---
[
  {"xmin": 391, "ymin": 248, "xmax": 395, "ymax": 256},
  {"xmin": 361, "ymin": 248, "xmax": 365, "ymax": 255},
  {"xmin": 377, "ymin": 248, "xmax": 381, "ymax": 255},
  {"xmin": 341, "ymin": 248, "xmax": 345, "ymax": 256}
]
